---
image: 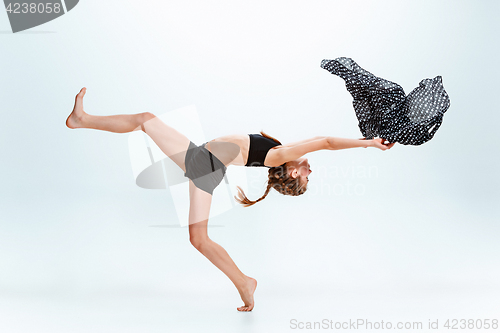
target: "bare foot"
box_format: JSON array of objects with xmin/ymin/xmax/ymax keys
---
[
  {"xmin": 237, "ymin": 276, "xmax": 257, "ymax": 312},
  {"xmin": 66, "ymin": 87, "xmax": 87, "ymax": 129}
]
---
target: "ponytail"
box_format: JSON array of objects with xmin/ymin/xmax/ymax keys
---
[
  {"xmin": 235, "ymin": 183, "xmax": 273, "ymax": 207},
  {"xmin": 234, "ymin": 160, "xmax": 307, "ymax": 207}
]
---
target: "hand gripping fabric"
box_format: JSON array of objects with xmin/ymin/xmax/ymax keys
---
[{"xmin": 321, "ymin": 57, "xmax": 450, "ymax": 145}]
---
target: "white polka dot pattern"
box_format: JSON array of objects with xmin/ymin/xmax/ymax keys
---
[{"xmin": 321, "ymin": 57, "xmax": 450, "ymax": 145}]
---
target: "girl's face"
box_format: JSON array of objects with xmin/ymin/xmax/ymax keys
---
[{"xmin": 287, "ymin": 157, "xmax": 312, "ymax": 185}]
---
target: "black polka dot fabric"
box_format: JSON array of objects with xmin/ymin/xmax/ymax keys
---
[{"xmin": 321, "ymin": 57, "xmax": 450, "ymax": 145}]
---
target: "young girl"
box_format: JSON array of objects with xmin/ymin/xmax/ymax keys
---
[{"xmin": 66, "ymin": 87, "xmax": 394, "ymax": 311}]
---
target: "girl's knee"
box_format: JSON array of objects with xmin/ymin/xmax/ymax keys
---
[
  {"xmin": 189, "ymin": 234, "xmax": 209, "ymax": 251},
  {"xmin": 142, "ymin": 112, "xmax": 156, "ymax": 121},
  {"xmin": 139, "ymin": 112, "xmax": 156, "ymax": 132}
]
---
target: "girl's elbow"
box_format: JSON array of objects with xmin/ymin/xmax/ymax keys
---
[{"xmin": 324, "ymin": 137, "xmax": 335, "ymax": 150}]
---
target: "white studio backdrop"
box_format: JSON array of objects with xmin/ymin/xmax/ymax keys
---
[{"xmin": 1, "ymin": 0, "xmax": 499, "ymax": 332}]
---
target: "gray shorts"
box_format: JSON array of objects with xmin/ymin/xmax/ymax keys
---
[{"xmin": 184, "ymin": 141, "xmax": 227, "ymax": 195}]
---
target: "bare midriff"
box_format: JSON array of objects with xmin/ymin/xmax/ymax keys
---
[{"xmin": 205, "ymin": 134, "xmax": 250, "ymax": 166}]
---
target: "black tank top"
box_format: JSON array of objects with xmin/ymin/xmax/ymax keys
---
[{"xmin": 245, "ymin": 134, "xmax": 281, "ymax": 167}]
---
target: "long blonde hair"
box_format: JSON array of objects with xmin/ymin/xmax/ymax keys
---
[{"xmin": 234, "ymin": 131, "xmax": 307, "ymax": 207}]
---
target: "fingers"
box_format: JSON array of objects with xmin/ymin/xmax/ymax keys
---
[
  {"xmin": 374, "ymin": 138, "xmax": 389, "ymax": 150},
  {"xmin": 366, "ymin": 137, "xmax": 396, "ymax": 150},
  {"xmin": 374, "ymin": 138, "xmax": 384, "ymax": 150},
  {"xmin": 381, "ymin": 138, "xmax": 396, "ymax": 149},
  {"xmin": 380, "ymin": 138, "xmax": 396, "ymax": 150}
]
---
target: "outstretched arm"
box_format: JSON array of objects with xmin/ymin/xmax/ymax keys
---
[
  {"xmin": 271, "ymin": 136, "xmax": 395, "ymax": 165},
  {"xmin": 326, "ymin": 137, "xmax": 395, "ymax": 151}
]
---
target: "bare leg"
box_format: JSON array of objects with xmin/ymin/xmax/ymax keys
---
[
  {"xmin": 66, "ymin": 88, "xmax": 151, "ymax": 132},
  {"xmin": 66, "ymin": 87, "xmax": 191, "ymax": 170},
  {"xmin": 188, "ymin": 180, "xmax": 257, "ymax": 311},
  {"xmin": 67, "ymin": 88, "xmax": 256, "ymax": 310}
]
